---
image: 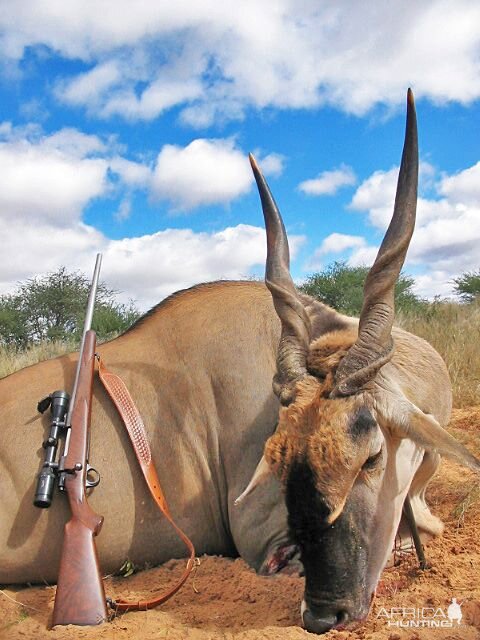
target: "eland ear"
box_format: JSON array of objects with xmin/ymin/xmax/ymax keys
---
[
  {"xmin": 234, "ymin": 456, "xmax": 271, "ymax": 505},
  {"xmin": 399, "ymin": 406, "xmax": 480, "ymax": 472}
]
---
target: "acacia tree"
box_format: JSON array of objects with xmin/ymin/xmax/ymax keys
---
[
  {"xmin": 299, "ymin": 261, "xmax": 422, "ymax": 315},
  {"xmin": 0, "ymin": 267, "xmax": 140, "ymax": 347},
  {"xmin": 452, "ymin": 270, "xmax": 480, "ymax": 303}
]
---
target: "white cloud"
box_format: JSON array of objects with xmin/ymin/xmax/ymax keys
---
[
  {"xmin": 0, "ymin": 139, "xmax": 108, "ymax": 226},
  {"xmin": 305, "ymin": 232, "xmax": 365, "ymax": 271},
  {"xmin": 57, "ymin": 60, "xmax": 122, "ymax": 109},
  {"xmin": 299, "ymin": 165, "xmax": 356, "ymax": 196},
  {"xmin": 109, "ymin": 156, "xmax": 152, "ymax": 187},
  {"xmin": 349, "ymin": 162, "xmax": 440, "ymax": 229},
  {"xmin": 0, "ymin": 217, "xmax": 104, "ymax": 292},
  {"xmin": 0, "ymin": 215, "xmax": 305, "ymax": 310},
  {"xmin": 346, "ymin": 159, "xmax": 480, "ymax": 296},
  {"xmin": 347, "ymin": 245, "xmax": 380, "ymax": 269},
  {"xmin": 0, "ymin": 123, "xmax": 156, "ymax": 225},
  {"xmin": 349, "ymin": 167, "xmax": 398, "ymax": 229},
  {"xmin": 437, "ymin": 161, "xmax": 480, "ymax": 205},
  {"xmin": 318, "ymin": 233, "xmax": 365, "ymax": 255},
  {"xmin": 255, "ymin": 152, "xmax": 285, "ymax": 178},
  {"xmin": 101, "ymin": 78, "xmax": 204, "ymax": 121},
  {"xmin": 43, "ymin": 128, "xmax": 107, "ymax": 157},
  {"xmin": 2, "ymin": 1, "xmax": 480, "ymax": 123},
  {"xmin": 102, "ymin": 224, "xmax": 268, "ymax": 307},
  {"xmin": 411, "ymin": 271, "xmax": 454, "ymax": 299},
  {"xmin": 0, "ymin": 127, "xmax": 280, "ymax": 218},
  {"xmin": 409, "ymin": 205, "xmax": 480, "ymax": 273},
  {"xmin": 151, "ymin": 138, "xmax": 252, "ymax": 210},
  {"xmin": 179, "ymin": 93, "xmax": 245, "ymax": 129}
]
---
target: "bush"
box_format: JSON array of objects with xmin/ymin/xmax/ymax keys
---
[
  {"xmin": 452, "ymin": 270, "xmax": 480, "ymax": 303},
  {"xmin": 299, "ymin": 261, "xmax": 423, "ymax": 315},
  {"xmin": 0, "ymin": 267, "xmax": 140, "ymax": 348}
]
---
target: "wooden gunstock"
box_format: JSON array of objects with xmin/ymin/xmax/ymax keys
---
[
  {"xmin": 53, "ymin": 330, "xmax": 108, "ymax": 626},
  {"xmin": 52, "ymin": 515, "xmax": 108, "ymax": 626}
]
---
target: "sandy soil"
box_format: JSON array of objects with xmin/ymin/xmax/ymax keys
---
[{"xmin": 2, "ymin": 407, "xmax": 479, "ymax": 640}]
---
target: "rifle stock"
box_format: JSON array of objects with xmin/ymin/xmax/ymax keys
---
[
  {"xmin": 53, "ymin": 515, "xmax": 107, "ymax": 625},
  {"xmin": 52, "ymin": 330, "xmax": 108, "ymax": 626}
]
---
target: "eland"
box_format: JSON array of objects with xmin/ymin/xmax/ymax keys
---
[{"xmin": 0, "ymin": 90, "xmax": 478, "ymax": 633}]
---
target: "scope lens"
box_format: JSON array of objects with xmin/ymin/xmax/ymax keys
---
[{"xmin": 33, "ymin": 470, "xmax": 56, "ymax": 508}]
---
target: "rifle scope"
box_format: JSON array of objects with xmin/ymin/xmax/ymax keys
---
[{"xmin": 33, "ymin": 390, "xmax": 70, "ymax": 508}]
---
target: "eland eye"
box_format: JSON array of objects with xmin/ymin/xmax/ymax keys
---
[{"xmin": 362, "ymin": 449, "xmax": 382, "ymax": 471}]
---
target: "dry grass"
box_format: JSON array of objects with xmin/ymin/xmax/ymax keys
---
[
  {"xmin": 0, "ymin": 333, "xmax": 118, "ymax": 379},
  {"xmin": 0, "ymin": 340, "xmax": 76, "ymax": 379},
  {"xmin": 397, "ymin": 300, "xmax": 480, "ymax": 408}
]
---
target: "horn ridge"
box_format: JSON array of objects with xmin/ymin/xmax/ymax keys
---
[
  {"xmin": 332, "ymin": 89, "xmax": 418, "ymax": 397},
  {"xmin": 250, "ymin": 153, "xmax": 311, "ymax": 401}
]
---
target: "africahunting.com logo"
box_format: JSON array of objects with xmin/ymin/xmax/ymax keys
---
[{"xmin": 377, "ymin": 598, "xmax": 462, "ymax": 628}]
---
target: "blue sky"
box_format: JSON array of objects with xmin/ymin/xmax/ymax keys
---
[{"xmin": 0, "ymin": 1, "xmax": 479, "ymax": 310}]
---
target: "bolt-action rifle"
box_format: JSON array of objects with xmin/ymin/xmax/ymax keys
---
[{"xmin": 34, "ymin": 254, "xmax": 108, "ymax": 625}]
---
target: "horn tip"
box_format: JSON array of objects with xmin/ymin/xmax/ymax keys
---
[
  {"xmin": 249, "ymin": 153, "xmax": 265, "ymax": 186},
  {"xmin": 249, "ymin": 152, "xmax": 260, "ymax": 174},
  {"xmin": 407, "ymin": 87, "xmax": 415, "ymax": 105}
]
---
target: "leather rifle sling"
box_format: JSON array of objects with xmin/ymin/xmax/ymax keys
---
[{"xmin": 97, "ymin": 356, "xmax": 196, "ymax": 612}]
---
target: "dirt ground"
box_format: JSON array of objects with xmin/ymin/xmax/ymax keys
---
[{"xmin": 2, "ymin": 408, "xmax": 479, "ymax": 640}]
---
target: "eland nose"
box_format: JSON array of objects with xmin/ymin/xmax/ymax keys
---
[{"xmin": 301, "ymin": 600, "xmax": 350, "ymax": 634}]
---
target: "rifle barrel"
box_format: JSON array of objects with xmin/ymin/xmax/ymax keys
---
[{"xmin": 66, "ymin": 253, "xmax": 102, "ymax": 427}]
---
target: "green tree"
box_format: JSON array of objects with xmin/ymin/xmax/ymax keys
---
[
  {"xmin": 0, "ymin": 267, "xmax": 140, "ymax": 347},
  {"xmin": 0, "ymin": 296, "xmax": 28, "ymax": 345},
  {"xmin": 452, "ymin": 270, "xmax": 480, "ymax": 303},
  {"xmin": 299, "ymin": 261, "xmax": 422, "ymax": 316}
]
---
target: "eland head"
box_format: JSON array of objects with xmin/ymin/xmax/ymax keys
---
[{"xmin": 237, "ymin": 90, "xmax": 480, "ymax": 633}]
